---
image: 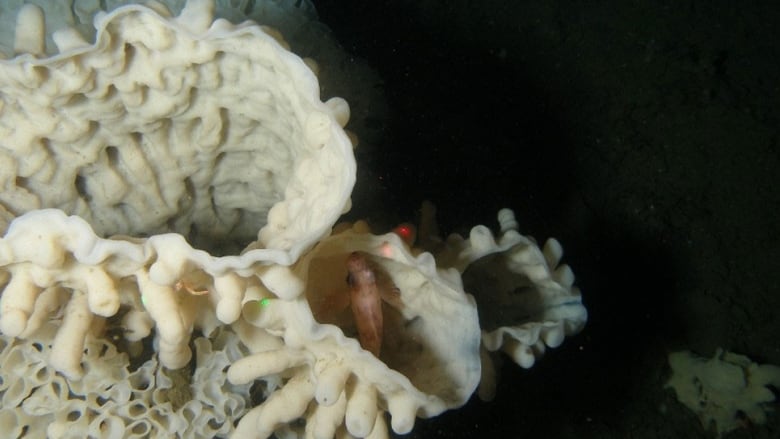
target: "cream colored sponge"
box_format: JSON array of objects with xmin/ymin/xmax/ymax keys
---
[{"xmin": 0, "ymin": 0, "xmax": 355, "ymax": 262}]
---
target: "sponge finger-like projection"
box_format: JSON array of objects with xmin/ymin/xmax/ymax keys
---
[
  {"xmin": 49, "ymin": 291, "xmax": 92, "ymax": 379},
  {"xmin": 0, "ymin": 269, "xmax": 40, "ymax": 337},
  {"xmin": 345, "ymin": 380, "xmax": 379, "ymax": 437},
  {"xmin": 233, "ymin": 373, "xmax": 316, "ymax": 439},
  {"xmin": 305, "ymin": 391, "xmax": 348, "ymax": 439},
  {"xmin": 227, "ymin": 349, "xmax": 311, "ymax": 385}
]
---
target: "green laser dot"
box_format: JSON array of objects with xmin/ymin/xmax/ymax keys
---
[{"xmin": 259, "ymin": 298, "xmax": 271, "ymax": 308}]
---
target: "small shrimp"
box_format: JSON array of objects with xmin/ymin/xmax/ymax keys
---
[
  {"xmin": 346, "ymin": 252, "xmax": 384, "ymax": 357},
  {"xmin": 175, "ymin": 279, "xmax": 209, "ymax": 296}
]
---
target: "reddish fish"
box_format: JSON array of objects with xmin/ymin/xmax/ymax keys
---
[{"xmin": 346, "ymin": 252, "xmax": 383, "ymax": 357}]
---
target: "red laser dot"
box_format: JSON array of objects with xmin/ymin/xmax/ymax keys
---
[{"xmin": 392, "ymin": 223, "xmax": 416, "ymax": 246}]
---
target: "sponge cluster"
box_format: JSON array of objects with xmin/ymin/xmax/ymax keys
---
[{"xmin": 0, "ymin": 323, "xmax": 253, "ymax": 439}]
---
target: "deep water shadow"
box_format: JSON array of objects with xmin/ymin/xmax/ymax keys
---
[{"xmin": 316, "ymin": 0, "xmax": 578, "ymax": 235}]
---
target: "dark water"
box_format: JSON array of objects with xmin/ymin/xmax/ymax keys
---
[{"xmin": 314, "ymin": 1, "xmax": 780, "ymax": 438}]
